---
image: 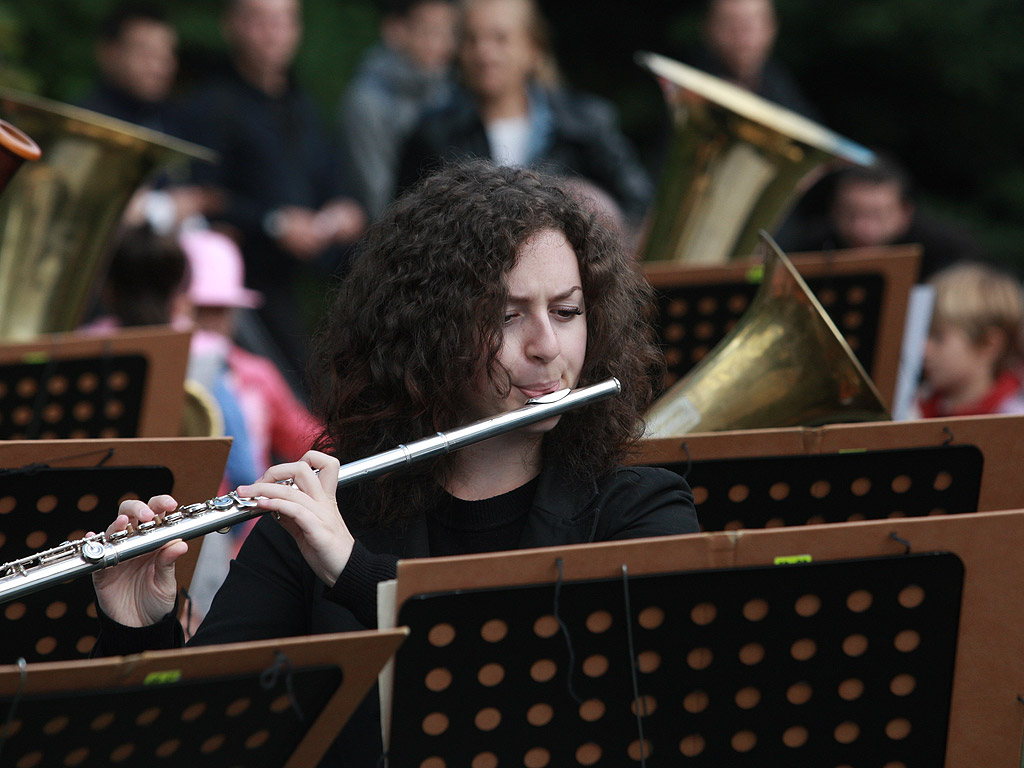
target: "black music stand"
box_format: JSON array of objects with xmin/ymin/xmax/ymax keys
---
[
  {"xmin": 0, "ymin": 629, "xmax": 407, "ymax": 768},
  {"xmin": 0, "ymin": 465, "xmax": 174, "ymax": 664},
  {"xmin": 636, "ymin": 413, "xmax": 1024, "ymax": 516},
  {"xmin": 653, "ymin": 444, "xmax": 983, "ymax": 531},
  {"xmin": 0, "ymin": 327, "xmax": 191, "ymax": 438},
  {"xmin": 389, "ymin": 554, "xmax": 960, "ymax": 767},
  {"xmin": 0, "ymin": 438, "xmax": 231, "ymax": 664},
  {"xmin": 384, "ymin": 510, "xmax": 1024, "ymax": 767}
]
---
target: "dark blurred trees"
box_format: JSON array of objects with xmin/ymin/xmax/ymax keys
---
[{"xmin": 2, "ymin": 0, "xmax": 1022, "ymax": 270}]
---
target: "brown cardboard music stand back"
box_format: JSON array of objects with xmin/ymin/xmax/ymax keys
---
[
  {"xmin": 643, "ymin": 245, "xmax": 920, "ymax": 409},
  {"xmin": 636, "ymin": 413, "xmax": 1024, "ymax": 530},
  {"xmin": 0, "ymin": 628, "xmax": 407, "ymax": 768},
  {"xmin": 0, "ymin": 326, "xmax": 191, "ymax": 438},
  {"xmin": 386, "ymin": 510, "xmax": 1024, "ymax": 768},
  {"xmin": 0, "ymin": 437, "xmax": 230, "ymax": 663}
]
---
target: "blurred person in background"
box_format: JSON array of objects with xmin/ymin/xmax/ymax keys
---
[
  {"xmin": 180, "ymin": 228, "xmax": 321, "ymax": 481},
  {"xmin": 81, "ymin": 224, "xmax": 191, "ymax": 332},
  {"xmin": 80, "ymin": 2, "xmax": 221, "ymax": 234},
  {"xmin": 912, "ymin": 261, "xmax": 1024, "ymax": 417},
  {"xmin": 80, "ymin": 1, "xmax": 181, "ymax": 133},
  {"xmin": 397, "ymin": 0, "xmax": 653, "ymax": 239},
  {"xmin": 339, "ymin": 0, "xmax": 458, "ymax": 220},
  {"xmin": 692, "ymin": 0, "xmax": 818, "ymax": 117},
  {"xmin": 782, "ymin": 157, "xmax": 987, "ymax": 280},
  {"xmin": 178, "ymin": 0, "xmax": 366, "ymax": 390},
  {"xmin": 178, "ymin": 228, "xmax": 322, "ymax": 625}
]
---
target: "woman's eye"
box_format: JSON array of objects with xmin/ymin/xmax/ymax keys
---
[
  {"xmin": 554, "ymin": 307, "xmax": 583, "ymax": 319},
  {"xmin": 503, "ymin": 311, "xmax": 518, "ymax": 324}
]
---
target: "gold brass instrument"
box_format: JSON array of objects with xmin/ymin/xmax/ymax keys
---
[
  {"xmin": 644, "ymin": 235, "xmax": 889, "ymax": 437},
  {"xmin": 180, "ymin": 379, "xmax": 225, "ymax": 438},
  {"xmin": 636, "ymin": 51, "xmax": 874, "ymax": 264},
  {"xmin": 0, "ymin": 378, "xmax": 621, "ymax": 604},
  {"xmin": 0, "ymin": 118, "xmax": 40, "ymax": 195},
  {"xmin": 0, "ymin": 89, "xmax": 215, "ymax": 340}
]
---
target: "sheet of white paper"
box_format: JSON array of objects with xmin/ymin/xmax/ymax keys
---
[
  {"xmin": 892, "ymin": 284, "xmax": 935, "ymax": 420},
  {"xmin": 377, "ymin": 578, "xmax": 398, "ymax": 753}
]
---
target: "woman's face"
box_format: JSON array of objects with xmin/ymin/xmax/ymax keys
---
[
  {"xmin": 464, "ymin": 228, "xmax": 587, "ymax": 426},
  {"xmin": 459, "ymin": 0, "xmax": 539, "ymax": 101}
]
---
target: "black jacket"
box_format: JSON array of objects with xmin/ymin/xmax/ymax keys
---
[{"xmin": 397, "ymin": 86, "xmax": 655, "ymax": 224}]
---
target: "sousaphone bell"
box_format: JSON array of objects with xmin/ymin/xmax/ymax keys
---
[
  {"xmin": 0, "ymin": 89, "xmax": 215, "ymax": 340},
  {"xmin": 644, "ymin": 234, "xmax": 890, "ymax": 437},
  {"xmin": 637, "ymin": 51, "xmax": 874, "ymax": 264}
]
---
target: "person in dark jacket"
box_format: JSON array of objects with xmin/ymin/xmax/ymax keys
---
[
  {"xmin": 91, "ymin": 160, "xmax": 698, "ymax": 766},
  {"xmin": 398, "ymin": 0, "xmax": 653, "ymax": 239},
  {"xmin": 177, "ymin": 0, "xmax": 367, "ymax": 385}
]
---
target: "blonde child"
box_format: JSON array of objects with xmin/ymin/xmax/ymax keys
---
[{"xmin": 915, "ymin": 261, "xmax": 1024, "ymax": 417}]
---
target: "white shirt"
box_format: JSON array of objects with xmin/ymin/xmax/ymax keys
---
[{"xmin": 486, "ymin": 115, "xmax": 532, "ymax": 167}]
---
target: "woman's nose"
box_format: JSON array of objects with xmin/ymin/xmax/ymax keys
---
[{"xmin": 523, "ymin": 316, "xmax": 560, "ymax": 361}]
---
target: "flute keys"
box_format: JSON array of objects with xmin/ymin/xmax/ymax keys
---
[{"xmin": 81, "ymin": 540, "xmax": 106, "ymax": 564}]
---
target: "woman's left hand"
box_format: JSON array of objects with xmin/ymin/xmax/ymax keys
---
[{"xmin": 237, "ymin": 450, "xmax": 355, "ymax": 587}]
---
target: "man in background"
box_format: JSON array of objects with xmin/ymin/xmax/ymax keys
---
[
  {"xmin": 784, "ymin": 158, "xmax": 987, "ymax": 280},
  {"xmin": 179, "ymin": 0, "xmax": 366, "ymax": 389},
  {"xmin": 80, "ymin": 2, "xmax": 181, "ymax": 133},
  {"xmin": 692, "ymin": 0, "xmax": 818, "ymax": 118},
  {"xmin": 80, "ymin": 2, "xmax": 222, "ymax": 235}
]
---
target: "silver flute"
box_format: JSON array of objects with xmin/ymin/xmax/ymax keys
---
[{"xmin": 0, "ymin": 378, "xmax": 621, "ymax": 604}]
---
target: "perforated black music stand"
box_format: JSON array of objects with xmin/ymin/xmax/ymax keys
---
[
  {"xmin": 656, "ymin": 444, "xmax": 983, "ymax": 531},
  {"xmin": 0, "ymin": 465, "xmax": 172, "ymax": 664},
  {"xmin": 644, "ymin": 245, "xmax": 919, "ymax": 409},
  {"xmin": 0, "ymin": 438, "xmax": 231, "ymax": 664},
  {"xmin": 636, "ymin": 413, "xmax": 1024, "ymax": 525},
  {"xmin": 385, "ymin": 510, "xmax": 1024, "ymax": 767},
  {"xmin": 391, "ymin": 554, "xmax": 959, "ymax": 767},
  {"xmin": 0, "ymin": 327, "xmax": 191, "ymax": 438},
  {"xmin": 0, "ymin": 629, "xmax": 407, "ymax": 768}
]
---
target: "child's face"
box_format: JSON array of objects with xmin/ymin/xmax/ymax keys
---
[{"xmin": 923, "ymin": 322, "xmax": 996, "ymax": 396}]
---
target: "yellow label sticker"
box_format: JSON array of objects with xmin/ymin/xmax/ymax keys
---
[
  {"xmin": 144, "ymin": 670, "xmax": 182, "ymax": 685},
  {"xmin": 745, "ymin": 265, "xmax": 765, "ymax": 284},
  {"xmin": 838, "ymin": 448, "xmax": 868, "ymax": 454},
  {"xmin": 774, "ymin": 555, "xmax": 813, "ymax": 565},
  {"xmin": 21, "ymin": 352, "xmax": 49, "ymax": 364}
]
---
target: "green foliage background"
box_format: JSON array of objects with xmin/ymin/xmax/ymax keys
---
[{"xmin": 1, "ymin": 0, "xmax": 1022, "ymax": 272}]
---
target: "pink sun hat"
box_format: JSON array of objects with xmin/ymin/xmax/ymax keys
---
[{"xmin": 179, "ymin": 229, "xmax": 263, "ymax": 309}]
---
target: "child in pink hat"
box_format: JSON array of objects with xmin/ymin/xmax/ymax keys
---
[
  {"xmin": 180, "ymin": 229, "xmax": 320, "ymax": 475},
  {"xmin": 180, "ymin": 229, "xmax": 322, "ymax": 623}
]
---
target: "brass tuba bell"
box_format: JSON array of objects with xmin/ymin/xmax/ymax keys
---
[
  {"xmin": 643, "ymin": 234, "xmax": 890, "ymax": 437},
  {"xmin": 0, "ymin": 89, "xmax": 214, "ymax": 340},
  {"xmin": 636, "ymin": 51, "xmax": 874, "ymax": 264}
]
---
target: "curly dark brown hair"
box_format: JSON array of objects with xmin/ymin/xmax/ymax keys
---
[{"xmin": 309, "ymin": 160, "xmax": 662, "ymax": 525}]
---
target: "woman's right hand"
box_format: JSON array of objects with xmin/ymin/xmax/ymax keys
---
[{"xmin": 91, "ymin": 495, "xmax": 188, "ymax": 628}]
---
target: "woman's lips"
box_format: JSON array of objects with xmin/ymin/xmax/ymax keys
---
[{"xmin": 517, "ymin": 382, "xmax": 561, "ymax": 399}]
